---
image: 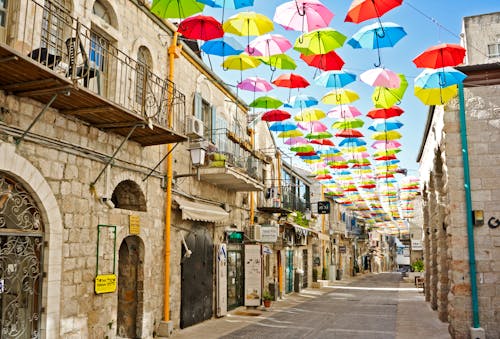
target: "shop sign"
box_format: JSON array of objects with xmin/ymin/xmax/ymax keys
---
[
  {"xmin": 227, "ymin": 231, "xmax": 244, "ymax": 243},
  {"xmin": 129, "ymin": 215, "xmax": 140, "ymax": 234},
  {"xmin": 95, "ymin": 274, "xmax": 117, "ymax": 294},
  {"xmin": 411, "ymin": 239, "xmax": 423, "ymax": 251},
  {"xmin": 317, "ymin": 201, "xmax": 330, "ymax": 214},
  {"xmin": 260, "ymin": 225, "xmax": 278, "ymax": 243},
  {"xmin": 339, "ymin": 245, "xmax": 346, "ymax": 253}
]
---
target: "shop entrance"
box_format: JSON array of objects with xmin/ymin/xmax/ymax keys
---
[
  {"xmin": 227, "ymin": 247, "xmax": 244, "ymax": 310},
  {"xmin": 285, "ymin": 250, "xmax": 293, "ymax": 293}
]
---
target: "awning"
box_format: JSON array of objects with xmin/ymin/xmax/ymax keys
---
[{"xmin": 174, "ymin": 197, "xmax": 229, "ymax": 223}]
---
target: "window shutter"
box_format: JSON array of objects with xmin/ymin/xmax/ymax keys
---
[
  {"xmin": 211, "ymin": 105, "xmax": 217, "ymax": 142},
  {"xmin": 194, "ymin": 92, "xmax": 202, "ymax": 119}
]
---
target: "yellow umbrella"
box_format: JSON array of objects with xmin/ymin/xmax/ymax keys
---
[
  {"xmin": 277, "ymin": 130, "xmax": 303, "ymax": 138},
  {"xmin": 373, "ymin": 149, "xmax": 401, "ymax": 157},
  {"xmin": 294, "ymin": 108, "xmax": 326, "ymax": 122},
  {"xmin": 321, "ymin": 89, "xmax": 359, "ymax": 105},
  {"xmin": 371, "ymin": 130, "xmax": 402, "ymax": 140},
  {"xmin": 222, "ymin": 54, "xmax": 261, "ymax": 70},
  {"xmin": 223, "ymin": 12, "xmax": 274, "ymax": 37},
  {"xmin": 414, "ymin": 84, "xmax": 458, "ymax": 105}
]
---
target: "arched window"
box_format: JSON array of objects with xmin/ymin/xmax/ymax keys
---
[
  {"xmin": 111, "ymin": 180, "xmax": 147, "ymax": 212},
  {"xmin": 93, "ymin": 0, "xmax": 111, "ymax": 24},
  {"xmin": 135, "ymin": 46, "xmax": 153, "ymax": 105}
]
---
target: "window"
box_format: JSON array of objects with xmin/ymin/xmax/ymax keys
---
[
  {"xmin": 93, "ymin": 0, "xmax": 111, "ymax": 24},
  {"xmin": 487, "ymin": 43, "xmax": 500, "ymax": 57},
  {"xmin": 89, "ymin": 31, "xmax": 107, "ymax": 71},
  {"xmin": 136, "ymin": 46, "xmax": 152, "ymax": 105},
  {"xmin": 193, "ymin": 92, "xmax": 216, "ymax": 141},
  {"xmin": 41, "ymin": 0, "xmax": 70, "ymax": 54}
]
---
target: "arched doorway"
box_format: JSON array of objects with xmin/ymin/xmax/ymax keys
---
[
  {"xmin": 180, "ymin": 228, "xmax": 213, "ymax": 328},
  {"xmin": 117, "ymin": 236, "xmax": 144, "ymax": 338},
  {"xmin": 0, "ymin": 173, "xmax": 44, "ymax": 339}
]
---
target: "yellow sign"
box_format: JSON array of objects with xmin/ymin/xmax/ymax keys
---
[
  {"xmin": 129, "ymin": 215, "xmax": 140, "ymax": 234},
  {"xmin": 95, "ymin": 274, "xmax": 117, "ymax": 294}
]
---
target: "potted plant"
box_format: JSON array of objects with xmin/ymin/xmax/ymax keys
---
[{"xmin": 262, "ymin": 290, "xmax": 272, "ymax": 308}]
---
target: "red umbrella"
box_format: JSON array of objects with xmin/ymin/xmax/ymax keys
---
[
  {"xmin": 310, "ymin": 139, "xmax": 335, "ymax": 146},
  {"xmin": 178, "ymin": 15, "xmax": 224, "ymax": 41},
  {"xmin": 296, "ymin": 151, "xmax": 317, "ymax": 156},
  {"xmin": 375, "ymin": 154, "xmax": 397, "ymax": 161},
  {"xmin": 315, "ymin": 174, "xmax": 333, "ymax": 180},
  {"xmin": 412, "ymin": 43, "xmax": 466, "ymax": 69},
  {"xmin": 272, "ymin": 73, "xmax": 310, "ymax": 88},
  {"xmin": 300, "ymin": 50, "xmax": 345, "ymax": 71},
  {"xmin": 344, "ymin": 0, "xmax": 402, "ymax": 23},
  {"xmin": 261, "ymin": 109, "xmax": 291, "ymax": 121},
  {"xmin": 367, "ymin": 106, "xmax": 404, "ymax": 119},
  {"xmin": 335, "ymin": 129, "xmax": 364, "ymax": 138}
]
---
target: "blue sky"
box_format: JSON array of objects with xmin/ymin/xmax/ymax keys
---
[{"xmin": 200, "ymin": 1, "xmax": 500, "ymax": 175}]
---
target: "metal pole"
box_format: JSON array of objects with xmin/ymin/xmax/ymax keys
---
[
  {"xmin": 15, "ymin": 93, "xmax": 59, "ymax": 145},
  {"xmin": 457, "ymin": 83, "xmax": 480, "ymax": 328}
]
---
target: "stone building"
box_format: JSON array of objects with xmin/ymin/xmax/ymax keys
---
[
  {"xmin": 417, "ymin": 12, "xmax": 500, "ymax": 339},
  {"xmin": 0, "ymin": 0, "xmax": 276, "ymax": 338}
]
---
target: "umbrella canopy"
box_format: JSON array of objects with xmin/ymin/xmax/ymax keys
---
[
  {"xmin": 368, "ymin": 119, "xmax": 403, "ymax": 131},
  {"xmin": 321, "ymin": 89, "xmax": 360, "ymax": 105},
  {"xmin": 413, "ymin": 43, "xmax": 466, "ymax": 69},
  {"xmin": 371, "ymin": 130, "xmax": 402, "ymax": 140},
  {"xmin": 360, "ymin": 67, "xmax": 401, "ymax": 88},
  {"xmin": 284, "ymin": 136, "xmax": 309, "ymax": 145},
  {"xmin": 198, "ymin": 0, "xmax": 254, "ymax": 9},
  {"xmin": 272, "ymin": 73, "xmax": 310, "ymax": 88},
  {"xmin": 285, "ymin": 95, "xmax": 318, "ymax": 108},
  {"xmin": 259, "ymin": 54, "xmax": 297, "ymax": 70},
  {"xmin": 246, "ymin": 34, "xmax": 292, "ymax": 56},
  {"xmin": 339, "ymin": 138, "xmax": 366, "ymax": 147},
  {"xmin": 367, "ymin": 106, "xmax": 404, "ymax": 119},
  {"xmin": 414, "ymin": 67, "xmax": 467, "ymax": 88},
  {"xmin": 300, "ymin": 50, "xmax": 345, "ymax": 71},
  {"xmin": 371, "ymin": 140, "xmax": 402, "ymax": 149},
  {"xmin": 414, "ymin": 85, "xmax": 458, "ymax": 105},
  {"xmin": 314, "ymin": 70, "xmax": 357, "ymax": 88},
  {"xmin": 269, "ymin": 120, "xmax": 297, "ymax": 132},
  {"xmin": 294, "ymin": 28, "xmax": 347, "ymax": 56},
  {"xmin": 305, "ymin": 131, "xmax": 333, "ymax": 139},
  {"xmin": 311, "ymin": 139, "xmax": 335, "ymax": 146},
  {"xmin": 261, "ymin": 109, "xmax": 291, "ymax": 121},
  {"xmin": 201, "ymin": 37, "xmax": 244, "ymax": 56},
  {"xmin": 297, "ymin": 120, "xmax": 328, "ymax": 132},
  {"xmin": 237, "ymin": 76, "xmax": 274, "ymax": 92},
  {"xmin": 273, "ymin": 0, "xmax": 334, "ymax": 32},
  {"xmin": 372, "ymin": 73, "xmax": 407, "ymax": 108},
  {"xmin": 249, "ymin": 96, "xmax": 283, "ymax": 108},
  {"xmin": 290, "ymin": 144, "xmax": 315, "ymax": 152},
  {"xmin": 347, "ymin": 22, "xmax": 406, "ymax": 49},
  {"xmin": 294, "ymin": 108, "xmax": 326, "ymax": 121},
  {"xmin": 335, "ymin": 129, "xmax": 364, "ymax": 138},
  {"xmin": 222, "ymin": 54, "xmax": 261, "ymax": 70},
  {"xmin": 177, "ymin": 15, "xmax": 224, "ymax": 41},
  {"xmin": 151, "ymin": 0, "xmax": 204, "ymax": 19},
  {"xmin": 344, "ymin": 0, "xmax": 402, "ymax": 23},
  {"xmin": 223, "ymin": 11, "xmax": 274, "ymax": 36},
  {"xmin": 332, "ymin": 118, "xmax": 364, "ymax": 129},
  {"xmin": 327, "ymin": 105, "xmax": 363, "ymax": 119}
]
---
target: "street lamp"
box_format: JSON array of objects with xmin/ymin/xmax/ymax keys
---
[{"xmin": 188, "ymin": 141, "xmax": 207, "ymax": 166}]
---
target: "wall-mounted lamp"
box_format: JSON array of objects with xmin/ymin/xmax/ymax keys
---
[
  {"xmin": 472, "ymin": 210, "xmax": 484, "ymax": 226},
  {"xmin": 188, "ymin": 141, "xmax": 207, "ymax": 167}
]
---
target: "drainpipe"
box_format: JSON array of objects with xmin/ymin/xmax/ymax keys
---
[
  {"xmin": 321, "ymin": 185, "xmax": 326, "ymax": 271},
  {"xmin": 249, "ymin": 128, "xmax": 255, "ymax": 225},
  {"xmin": 457, "ymin": 83, "xmax": 480, "ymax": 331}
]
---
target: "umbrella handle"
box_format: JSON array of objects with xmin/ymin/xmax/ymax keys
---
[
  {"xmin": 295, "ymin": 0, "xmax": 306, "ymax": 16},
  {"xmin": 375, "ymin": 18, "xmax": 386, "ymax": 38},
  {"xmin": 438, "ymin": 71, "xmax": 446, "ymax": 87},
  {"xmin": 374, "ymin": 47, "xmax": 382, "ymax": 67}
]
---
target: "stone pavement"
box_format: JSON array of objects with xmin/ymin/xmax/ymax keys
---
[{"xmin": 167, "ymin": 273, "xmax": 450, "ymax": 339}]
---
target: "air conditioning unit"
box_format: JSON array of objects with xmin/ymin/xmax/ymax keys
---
[
  {"xmin": 246, "ymin": 224, "xmax": 262, "ymax": 242},
  {"xmin": 186, "ymin": 116, "xmax": 204, "ymax": 139}
]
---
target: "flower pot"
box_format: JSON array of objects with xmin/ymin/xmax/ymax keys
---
[{"xmin": 263, "ymin": 300, "xmax": 271, "ymax": 308}]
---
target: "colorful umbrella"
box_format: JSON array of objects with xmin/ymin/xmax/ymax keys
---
[
  {"xmin": 272, "ymin": 73, "xmax": 310, "ymax": 88},
  {"xmin": 367, "ymin": 106, "xmax": 404, "ymax": 119},
  {"xmin": 414, "ymin": 85, "xmax": 458, "ymax": 105},
  {"xmin": 269, "ymin": 120, "xmax": 297, "ymax": 132},
  {"xmin": 246, "ymin": 34, "xmax": 292, "ymax": 57},
  {"xmin": 335, "ymin": 129, "xmax": 364, "ymax": 138},
  {"xmin": 290, "ymin": 144, "xmax": 315, "ymax": 152},
  {"xmin": 237, "ymin": 76, "xmax": 273, "ymax": 92},
  {"xmin": 297, "ymin": 120, "xmax": 328, "ymax": 132},
  {"xmin": 151, "ymin": 0, "xmax": 204, "ymax": 19},
  {"xmin": 294, "ymin": 28, "xmax": 347, "ymax": 56},
  {"xmin": 372, "ymin": 73, "xmax": 407, "ymax": 108},
  {"xmin": 371, "ymin": 140, "xmax": 402, "ymax": 149},
  {"xmin": 368, "ymin": 119, "xmax": 403, "ymax": 131},
  {"xmin": 332, "ymin": 118, "xmax": 365, "ymax": 129},
  {"xmin": 305, "ymin": 131, "xmax": 333, "ymax": 139},
  {"xmin": 261, "ymin": 109, "xmax": 291, "ymax": 121},
  {"xmin": 201, "ymin": 37, "xmax": 244, "ymax": 56},
  {"xmin": 177, "ymin": 15, "xmax": 224, "ymax": 41},
  {"xmin": 327, "ymin": 105, "xmax": 363, "ymax": 119},
  {"xmin": 347, "ymin": 22, "xmax": 406, "ymax": 49},
  {"xmin": 310, "ymin": 139, "xmax": 335, "ymax": 146},
  {"xmin": 360, "ymin": 67, "xmax": 401, "ymax": 88},
  {"xmin": 412, "ymin": 43, "xmax": 466, "ymax": 69},
  {"xmin": 285, "ymin": 95, "xmax": 318, "ymax": 109},
  {"xmin": 321, "ymin": 89, "xmax": 360, "ymax": 105},
  {"xmin": 294, "ymin": 108, "xmax": 326, "ymax": 122},
  {"xmin": 198, "ymin": 0, "xmax": 254, "ymax": 9},
  {"xmin": 339, "ymin": 138, "xmax": 366, "ymax": 147},
  {"xmin": 344, "ymin": 0, "xmax": 402, "ymax": 23},
  {"xmin": 414, "ymin": 67, "xmax": 467, "ymax": 88},
  {"xmin": 249, "ymin": 96, "xmax": 283, "ymax": 109},
  {"xmin": 222, "ymin": 54, "xmax": 261, "ymax": 70},
  {"xmin": 371, "ymin": 130, "xmax": 402, "ymax": 140},
  {"xmin": 259, "ymin": 54, "xmax": 297, "ymax": 70},
  {"xmin": 314, "ymin": 70, "xmax": 357, "ymax": 88},
  {"xmin": 273, "ymin": 0, "xmax": 334, "ymax": 33},
  {"xmin": 223, "ymin": 11, "xmax": 274, "ymax": 47},
  {"xmin": 300, "ymin": 50, "xmax": 345, "ymax": 71},
  {"xmin": 284, "ymin": 136, "xmax": 309, "ymax": 145}
]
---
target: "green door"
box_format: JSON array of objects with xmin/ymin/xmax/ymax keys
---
[{"xmin": 285, "ymin": 250, "xmax": 293, "ymax": 293}]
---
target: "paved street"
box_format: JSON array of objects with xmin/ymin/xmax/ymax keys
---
[{"xmin": 170, "ymin": 273, "xmax": 450, "ymax": 339}]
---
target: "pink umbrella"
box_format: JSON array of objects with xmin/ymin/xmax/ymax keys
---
[
  {"xmin": 297, "ymin": 121, "xmax": 328, "ymax": 132},
  {"xmin": 327, "ymin": 105, "xmax": 362, "ymax": 119},
  {"xmin": 274, "ymin": 0, "xmax": 334, "ymax": 33},
  {"xmin": 237, "ymin": 76, "xmax": 274, "ymax": 92},
  {"xmin": 285, "ymin": 136, "xmax": 309, "ymax": 145},
  {"xmin": 246, "ymin": 34, "xmax": 292, "ymax": 57},
  {"xmin": 360, "ymin": 67, "xmax": 401, "ymax": 88},
  {"xmin": 371, "ymin": 140, "xmax": 402, "ymax": 149}
]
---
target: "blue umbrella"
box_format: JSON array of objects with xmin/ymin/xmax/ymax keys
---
[
  {"xmin": 314, "ymin": 70, "xmax": 357, "ymax": 88},
  {"xmin": 269, "ymin": 121, "xmax": 297, "ymax": 132},
  {"xmin": 414, "ymin": 67, "xmax": 467, "ymax": 88},
  {"xmin": 201, "ymin": 37, "xmax": 244, "ymax": 56},
  {"xmin": 368, "ymin": 119, "xmax": 404, "ymax": 132},
  {"xmin": 300, "ymin": 155, "xmax": 321, "ymax": 160},
  {"xmin": 198, "ymin": 0, "xmax": 254, "ymax": 9},
  {"xmin": 347, "ymin": 22, "xmax": 407, "ymax": 67},
  {"xmin": 284, "ymin": 95, "xmax": 318, "ymax": 109},
  {"xmin": 339, "ymin": 138, "xmax": 366, "ymax": 147}
]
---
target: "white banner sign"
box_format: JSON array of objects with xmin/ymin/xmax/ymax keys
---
[
  {"xmin": 411, "ymin": 239, "xmax": 423, "ymax": 251},
  {"xmin": 244, "ymin": 245, "xmax": 262, "ymax": 306},
  {"xmin": 260, "ymin": 226, "xmax": 278, "ymax": 243}
]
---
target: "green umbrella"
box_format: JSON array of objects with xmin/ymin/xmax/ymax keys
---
[
  {"xmin": 294, "ymin": 28, "xmax": 347, "ymax": 56},
  {"xmin": 151, "ymin": 0, "xmax": 204, "ymax": 19},
  {"xmin": 305, "ymin": 131, "xmax": 333, "ymax": 140},
  {"xmin": 249, "ymin": 96, "xmax": 283, "ymax": 109},
  {"xmin": 259, "ymin": 54, "xmax": 297, "ymax": 70},
  {"xmin": 372, "ymin": 74, "xmax": 408, "ymax": 108},
  {"xmin": 290, "ymin": 144, "xmax": 314, "ymax": 153},
  {"xmin": 332, "ymin": 118, "xmax": 364, "ymax": 130}
]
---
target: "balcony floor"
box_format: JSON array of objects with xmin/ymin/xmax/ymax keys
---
[
  {"xmin": 0, "ymin": 43, "xmax": 187, "ymax": 146},
  {"xmin": 198, "ymin": 166, "xmax": 265, "ymax": 192}
]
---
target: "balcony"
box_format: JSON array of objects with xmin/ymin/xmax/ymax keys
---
[
  {"xmin": 195, "ymin": 129, "xmax": 266, "ymax": 192},
  {"xmin": 256, "ymin": 188, "xmax": 292, "ymax": 214},
  {"xmin": 0, "ymin": 0, "xmax": 186, "ymax": 146}
]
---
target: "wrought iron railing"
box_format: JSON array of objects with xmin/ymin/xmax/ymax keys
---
[{"xmin": 6, "ymin": 0, "xmax": 186, "ymax": 132}]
